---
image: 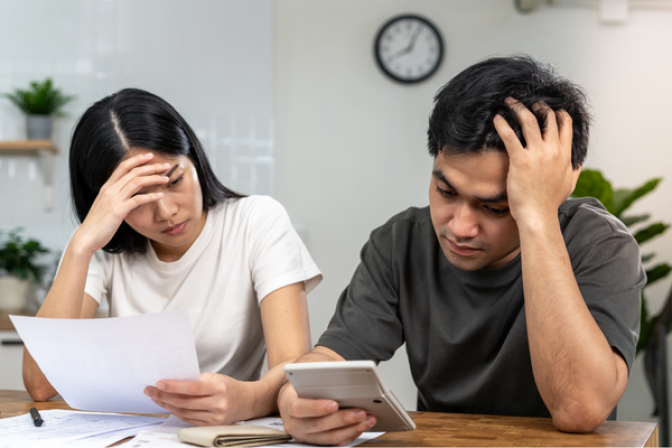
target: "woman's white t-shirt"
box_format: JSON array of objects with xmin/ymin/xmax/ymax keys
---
[{"xmin": 82, "ymin": 195, "xmax": 322, "ymax": 381}]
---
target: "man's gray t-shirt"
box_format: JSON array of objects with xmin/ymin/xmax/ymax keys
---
[{"xmin": 317, "ymin": 197, "xmax": 645, "ymax": 418}]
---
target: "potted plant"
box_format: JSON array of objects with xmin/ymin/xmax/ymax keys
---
[
  {"xmin": 0, "ymin": 228, "xmax": 49, "ymax": 312},
  {"xmin": 2, "ymin": 78, "xmax": 75, "ymax": 140}
]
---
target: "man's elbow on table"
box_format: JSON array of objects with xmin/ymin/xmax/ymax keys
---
[{"xmin": 550, "ymin": 398, "xmax": 614, "ymax": 433}]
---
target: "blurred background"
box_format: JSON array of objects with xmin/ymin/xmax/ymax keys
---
[{"xmin": 0, "ymin": 0, "xmax": 670, "ymax": 429}]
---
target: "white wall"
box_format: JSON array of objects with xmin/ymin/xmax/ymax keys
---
[{"xmin": 274, "ymin": 0, "xmax": 672, "ymax": 421}]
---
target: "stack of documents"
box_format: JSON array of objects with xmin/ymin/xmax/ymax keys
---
[{"xmin": 0, "ymin": 409, "xmax": 165, "ymax": 448}]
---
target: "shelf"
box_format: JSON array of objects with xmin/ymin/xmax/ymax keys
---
[
  {"xmin": 0, "ymin": 140, "xmax": 58, "ymax": 154},
  {"xmin": 0, "ymin": 140, "xmax": 59, "ymax": 210}
]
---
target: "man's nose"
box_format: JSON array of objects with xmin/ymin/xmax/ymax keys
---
[{"xmin": 448, "ymin": 204, "xmax": 479, "ymax": 239}]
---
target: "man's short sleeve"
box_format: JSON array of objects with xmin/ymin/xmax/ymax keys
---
[
  {"xmin": 317, "ymin": 226, "xmax": 404, "ymax": 362},
  {"xmin": 563, "ymin": 199, "xmax": 646, "ymax": 373}
]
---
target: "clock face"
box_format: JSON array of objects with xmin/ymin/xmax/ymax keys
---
[{"xmin": 374, "ymin": 15, "xmax": 444, "ymax": 84}]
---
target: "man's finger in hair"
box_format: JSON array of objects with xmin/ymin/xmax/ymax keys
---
[
  {"xmin": 530, "ymin": 101, "xmax": 559, "ymax": 140},
  {"xmin": 556, "ymin": 110, "xmax": 574, "ymax": 152},
  {"xmin": 505, "ymin": 97, "xmax": 543, "ymax": 148},
  {"xmin": 493, "ymin": 114, "xmax": 524, "ymax": 157}
]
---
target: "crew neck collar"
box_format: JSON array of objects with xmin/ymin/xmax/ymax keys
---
[{"xmin": 453, "ymin": 252, "xmax": 522, "ymax": 284}]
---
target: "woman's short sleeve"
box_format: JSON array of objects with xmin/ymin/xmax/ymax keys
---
[{"xmin": 246, "ymin": 196, "xmax": 322, "ymax": 303}]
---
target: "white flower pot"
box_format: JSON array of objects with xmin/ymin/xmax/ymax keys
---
[{"xmin": 0, "ymin": 276, "xmax": 30, "ymax": 312}]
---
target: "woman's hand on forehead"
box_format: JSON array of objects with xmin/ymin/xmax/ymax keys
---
[{"xmin": 71, "ymin": 152, "xmax": 171, "ymax": 255}]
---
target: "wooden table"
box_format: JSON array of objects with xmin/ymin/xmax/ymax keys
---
[
  {"xmin": 0, "ymin": 310, "xmax": 110, "ymax": 331},
  {"xmin": 0, "ymin": 390, "xmax": 658, "ymax": 447},
  {"xmin": 0, "ymin": 310, "xmax": 35, "ymax": 331}
]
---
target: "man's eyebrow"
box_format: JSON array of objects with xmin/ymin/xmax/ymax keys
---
[
  {"xmin": 432, "ymin": 169, "xmax": 508, "ymax": 203},
  {"xmin": 164, "ymin": 164, "xmax": 179, "ymax": 178}
]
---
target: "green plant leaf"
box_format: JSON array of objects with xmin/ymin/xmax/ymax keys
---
[
  {"xmin": 614, "ymin": 178, "xmax": 662, "ymax": 217},
  {"xmin": 645, "ymin": 263, "xmax": 672, "ymax": 288},
  {"xmin": 642, "ymin": 253, "xmax": 656, "ymax": 263},
  {"xmin": 612, "ymin": 189, "xmax": 632, "ymax": 218},
  {"xmin": 634, "ymin": 223, "xmax": 671, "ymax": 246},
  {"xmin": 0, "ymin": 227, "xmax": 49, "ymax": 280},
  {"xmin": 2, "ymin": 78, "xmax": 75, "ymax": 115},
  {"xmin": 573, "ymin": 169, "xmax": 614, "ymax": 213},
  {"xmin": 620, "ymin": 214, "xmax": 650, "ymax": 228}
]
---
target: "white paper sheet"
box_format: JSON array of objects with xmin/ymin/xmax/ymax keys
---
[
  {"xmin": 0, "ymin": 409, "xmax": 165, "ymax": 448},
  {"xmin": 126, "ymin": 430, "xmax": 185, "ymax": 447},
  {"xmin": 129, "ymin": 415, "xmax": 385, "ymax": 447},
  {"xmin": 63, "ymin": 424, "xmax": 163, "ymax": 447},
  {"xmin": 11, "ymin": 309, "xmax": 201, "ymax": 413},
  {"xmin": 234, "ymin": 417, "xmax": 385, "ymax": 447}
]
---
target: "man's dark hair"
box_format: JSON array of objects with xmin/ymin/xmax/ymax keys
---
[
  {"xmin": 427, "ymin": 55, "xmax": 590, "ymax": 169},
  {"xmin": 69, "ymin": 88, "xmax": 244, "ymax": 255}
]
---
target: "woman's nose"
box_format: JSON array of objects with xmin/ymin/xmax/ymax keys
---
[{"xmin": 155, "ymin": 196, "xmax": 178, "ymax": 221}]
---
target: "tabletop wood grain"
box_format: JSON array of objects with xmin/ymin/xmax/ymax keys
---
[
  {"xmin": 0, "ymin": 311, "xmax": 34, "ymax": 331},
  {"xmin": 0, "ymin": 390, "xmax": 658, "ymax": 447}
]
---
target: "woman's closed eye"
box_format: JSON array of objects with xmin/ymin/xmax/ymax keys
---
[{"xmin": 169, "ymin": 175, "xmax": 183, "ymax": 187}]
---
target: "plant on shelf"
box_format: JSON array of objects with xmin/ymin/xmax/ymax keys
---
[
  {"xmin": 0, "ymin": 228, "xmax": 49, "ymax": 312},
  {"xmin": 2, "ymin": 78, "xmax": 75, "ymax": 140},
  {"xmin": 572, "ymin": 169, "xmax": 671, "ymax": 440}
]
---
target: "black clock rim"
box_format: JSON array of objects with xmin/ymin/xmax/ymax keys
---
[{"xmin": 374, "ymin": 14, "xmax": 444, "ymax": 84}]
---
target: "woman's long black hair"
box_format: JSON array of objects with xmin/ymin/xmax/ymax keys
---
[{"xmin": 69, "ymin": 88, "xmax": 244, "ymax": 254}]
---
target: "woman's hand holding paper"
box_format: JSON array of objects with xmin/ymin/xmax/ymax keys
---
[{"xmin": 144, "ymin": 372, "xmax": 256, "ymax": 426}]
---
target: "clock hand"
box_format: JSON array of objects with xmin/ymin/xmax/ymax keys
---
[
  {"xmin": 386, "ymin": 25, "xmax": 423, "ymax": 62},
  {"xmin": 387, "ymin": 45, "xmax": 411, "ymax": 62},
  {"xmin": 407, "ymin": 24, "xmax": 423, "ymax": 52}
]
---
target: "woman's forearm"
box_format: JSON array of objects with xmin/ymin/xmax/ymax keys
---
[
  {"xmin": 248, "ymin": 355, "xmax": 305, "ymax": 419},
  {"xmin": 37, "ymin": 234, "xmax": 97, "ymax": 318},
  {"xmin": 23, "ymin": 234, "xmax": 99, "ymax": 400}
]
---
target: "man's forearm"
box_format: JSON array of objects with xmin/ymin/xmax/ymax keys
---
[
  {"xmin": 251, "ymin": 348, "xmax": 342, "ymax": 418},
  {"xmin": 519, "ymin": 216, "xmax": 627, "ymax": 432}
]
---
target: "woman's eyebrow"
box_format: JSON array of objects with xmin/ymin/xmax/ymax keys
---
[{"xmin": 164, "ymin": 164, "xmax": 179, "ymax": 177}]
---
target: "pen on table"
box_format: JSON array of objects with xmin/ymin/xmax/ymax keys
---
[{"xmin": 29, "ymin": 407, "xmax": 44, "ymax": 427}]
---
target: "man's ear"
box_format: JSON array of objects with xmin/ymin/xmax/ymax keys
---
[{"xmin": 570, "ymin": 164, "xmax": 583, "ymax": 195}]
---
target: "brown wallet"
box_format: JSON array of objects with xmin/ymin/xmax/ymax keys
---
[{"xmin": 177, "ymin": 424, "xmax": 292, "ymax": 447}]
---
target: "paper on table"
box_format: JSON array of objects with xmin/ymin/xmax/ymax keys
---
[
  {"xmin": 0, "ymin": 409, "xmax": 165, "ymax": 448},
  {"xmin": 11, "ymin": 309, "xmax": 200, "ymax": 413},
  {"xmin": 63, "ymin": 424, "xmax": 163, "ymax": 448},
  {"xmin": 132, "ymin": 415, "xmax": 384, "ymax": 447},
  {"xmin": 234, "ymin": 417, "xmax": 385, "ymax": 447}
]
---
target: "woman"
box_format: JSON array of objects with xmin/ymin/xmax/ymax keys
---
[{"xmin": 23, "ymin": 88, "xmax": 322, "ymax": 426}]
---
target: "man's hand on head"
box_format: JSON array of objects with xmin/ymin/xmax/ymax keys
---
[{"xmin": 493, "ymin": 98, "xmax": 581, "ymax": 228}]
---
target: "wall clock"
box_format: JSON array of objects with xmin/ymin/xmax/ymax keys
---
[{"xmin": 374, "ymin": 15, "xmax": 444, "ymax": 84}]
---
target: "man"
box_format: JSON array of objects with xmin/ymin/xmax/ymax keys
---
[{"xmin": 278, "ymin": 56, "xmax": 645, "ymax": 445}]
